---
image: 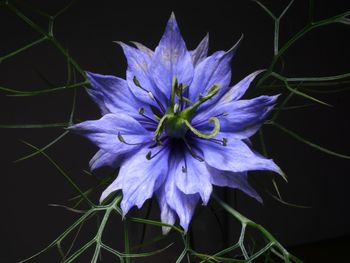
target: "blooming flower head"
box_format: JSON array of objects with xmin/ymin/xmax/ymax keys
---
[{"xmin": 70, "ymin": 13, "xmax": 283, "ymax": 233}]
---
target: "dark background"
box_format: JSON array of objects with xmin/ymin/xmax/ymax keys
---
[{"xmin": 1, "ymin": 0, "xmax": 350, "ymax": 262}]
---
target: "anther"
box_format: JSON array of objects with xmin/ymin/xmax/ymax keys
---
[
  {"xmin": 198, "ymin": 137, "xmax": 228, "ymax": 146},
  {"xmin": 173, "ymin": 103, "xmax": 180, "ymax": 113},
  {"xmin": 146, "ymin": 151, "xmax": 152, "ymax": 160},
  {"xmin": 145, "ymin": 146, "xmax": 165, "ymax": 160},
  {"xmin": 118, "ymin": 132, "xmax": 143, "ymax": 145},
  {"xmin": 133, "ymin": 76, "xmax": 147, "ymax": 93},
  {"xmin": 148, "ymin": 91, "xmax": 155, "ymax": 101}
]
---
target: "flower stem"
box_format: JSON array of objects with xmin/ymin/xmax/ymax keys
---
[{"xmin": 124, "ymin": 219, "xmax": 131, "ymax": 263}]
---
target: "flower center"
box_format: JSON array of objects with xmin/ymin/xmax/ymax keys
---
[
  {"xmin": 153, "ymin": 77, "xmax": 221, "ymax": 143},
  {"xmin": 165, "ymin": 115, "xmax": 188, "ymax": 138}
]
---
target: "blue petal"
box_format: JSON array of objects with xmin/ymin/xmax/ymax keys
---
[
  {"xmin": 198, "ymin": 138, "xmax": 284, "ymax": 175},
  {"xmin": 69, "ymin": 113, "xmax": 152, "ymax": 154},
  {"xmin": 188, "ymin": 35, "xmax": 242, "ymax": 106},
  {"xmin": 207, "ymin": 165, "xmax": 262, "ymax": 202},
  {"xmin": 100, "ymin": 146, "xmax": 170, "ymax": 214},
  {"xmin": 175, "ymin": 151, "xmax": 212, "ymax": 205},
  {"xmin": 219, "ymin": 95, "xmax": 278, "ymax": 138},
  {"xmin": 190, "ymin": 34, "xmax": 209, "ymax": 66},
  {"xmin": 156, "ymin": 186, "xmax": 176, "ymax": 235},
  {"xmin": 85, "ymin": 72, "xmax": 143, "ymax": 118},
  {"xmin": 164, "ymin": 152, "xmax": 199, "ymax": 231},
  {"xmin": 150, "ymin": 13, "xmax": 194, "ymax": 96},
  {"xmin": 117, "ymin": 42, "xmax": 167, "ymax": 107},
  {"xmin": 89, "ymin": 150, "xmax": 121, "ymax": 170},
  {"xmin": 220, "ymin": 70, "xmax": 264, "ymax": 102},
  {"xmin": 194, "ymin": 95, "xmax": 278, "ymax": 139},
  {"xmin": 131, "ymin": 41, "xmax": 154, "ymax": 57}
]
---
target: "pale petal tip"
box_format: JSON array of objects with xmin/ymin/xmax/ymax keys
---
[
  {"xmin": 227, "ymin": 34, "xmax": 244, "ymax": 54},
  {"xmin": 271, "ymin": 160, "xmax": 288, "ymax": 182},
  {"xmin": 162, "ymin": 226, "xmax": 171, "ymax": 235},
  {"xmin": 256, "ymin": 194, "xmax": 263, "ymax": 204},
  {"xmin": 167, "ymin": 12, "xmax": 179, "ymax": 28},
  {"xmin": 279, "ymin": 168, "xmax": 288, "ymax": 182},
  {"xmin": 113, "ymin": 41, "xmax": 126, "ymax": 49},
  {"xmin": 99, "ymin": 193, "xmax": 107, "ymax": 204}
]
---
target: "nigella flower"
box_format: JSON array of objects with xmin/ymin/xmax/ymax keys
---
[{"xmin": 69, "ymin": 13, "xmax": 283, "ymax": 233}]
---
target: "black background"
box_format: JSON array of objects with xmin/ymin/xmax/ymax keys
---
[{"xmin": 1, "ymin": 0, "xmax": 350, "ymax": 262}]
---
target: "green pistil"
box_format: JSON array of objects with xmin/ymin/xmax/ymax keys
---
[
  {"xmin": 181, "ymin": 84, "xmax": 220, "ymax": 119},
  {"xmin": 170, "ymin": 76, "xmax": 178, "ymax": 108},
  {"xmin": 152, "ymin": 78, "xmax": 221, "ymax": 144},
  {"xmin": 153, "ymin": 114, "xmax": 168, "ymax": 144},
  {"xmin": 184, "ymin": 117, "xmax": 220, "ymax": 139}
]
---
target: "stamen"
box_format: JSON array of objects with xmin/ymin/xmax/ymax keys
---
[
  {"xmin": 133, "ymin": 76, "xmax": 148, "ymax": 93},
  {"xmin": 150, "ymin": 105, "xmax": 162, "ymax": 120},
  {"xmin": 149, "ymin": 92, "xmax": 166, "ymax": 113},
  {"xmin": 138, "ymin": 107, "xmax": 158, "ymax": 124},
  {"xmin": 183, "ymin": 137, "xmax": 204, "ymax": 162},
  {"xmin": 145, "ymin": 145, "xmax": 166, "ymax": 160},
  {"xmin": 133, "ymin": 76, "xmax": 165, "ymax": 113},
  {"xmin": 138, "ymin": 120, "xmax": 158, "ymax": 127},
  {"xmin": 117, "ymin": 132, "xmax": 143, "ymax": 145},
  {"xmin": 198, "ymin": 137, "xmax": 228, "ymax": 146},
  {"xmin": 184, "ymin": 117, "xmax": 220, "ymax": 139},
  {"xmin": 148, "ymin": 91, "xmax": 155, "ymax": 100},
  {"xmin": 148, "ymin": 142, "xmax": 160, "ymax": 149}
]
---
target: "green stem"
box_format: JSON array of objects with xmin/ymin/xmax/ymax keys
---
[
  {"xmin": 271, "ymin": 72, "xmax": 331, "ymax": 107},
  {"xmin": 14, "ymin": 130, "xmax": 69, "ymax": 163},
  {"xmin": 21, "ymin": 141, "xmax": 94, "ymax": 207},
  {"xmin": 92, "ymin": 209, "xmax": 112, "ymax": 263},
  {"xmin": 1, "ymin": 81, "xmax": 89, "ymax": 96},
  {"xmin": 270, "ymin": 121, "xmax": 350, "ymax": 160},
  {"xmin": 6, "ymin": 2, "xmax": 86, "ymax": 78},
  {"xmin": 0, "ymin": 122, "xmax": 68, "ymax": 128},
  {"xmin": 286, "ymin": 72, "xmax": 350, "ymax": 82},
  {"xmin": 0, "ymin": 37, "xmax": 47, "ymax": 63},
  {"xmin": 124, "ymin": 219, "xmax": 131, "ymax": 263},
  {"xmin": 213, "ymin": 194, "xmax": 302, "ymax": 263},
  {"xmin": 257, "ymin": 10, "xmax": 350, "ymax": 88}
]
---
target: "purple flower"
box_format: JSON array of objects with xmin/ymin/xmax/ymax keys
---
[{"xmin": 69, "ymin": 13, "xmax": 283, "ymax": 233}]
